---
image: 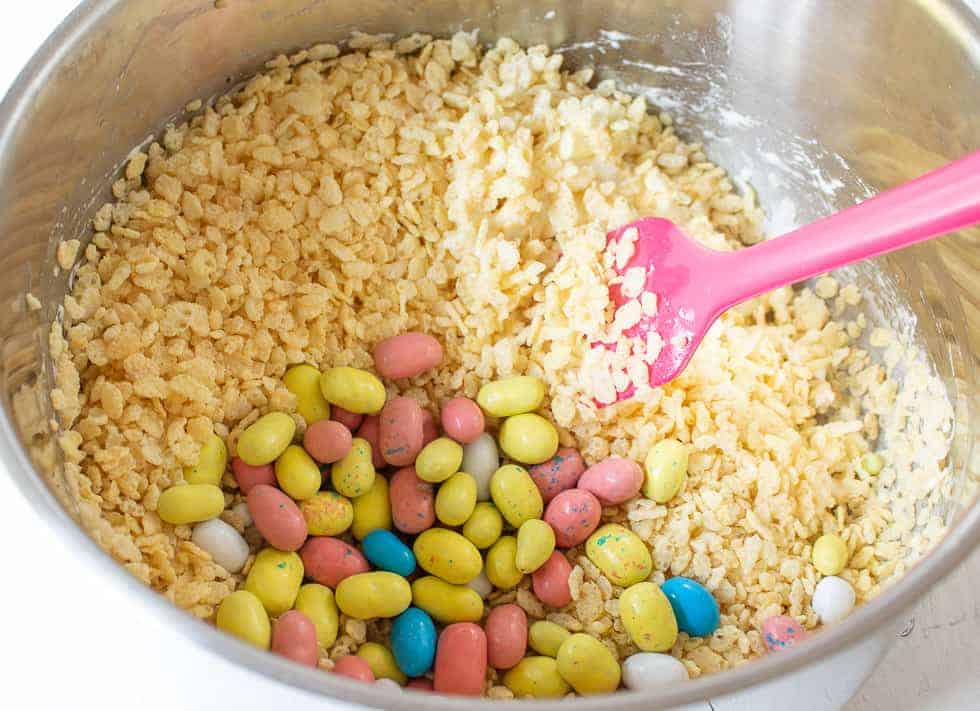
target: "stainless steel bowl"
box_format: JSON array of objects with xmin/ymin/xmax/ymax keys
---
[{"xmin": 0, "ymin": 1, "xmax": 976, "ymax": 708}]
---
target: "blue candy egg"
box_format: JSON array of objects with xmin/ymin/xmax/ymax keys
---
[
  {"xmin": 661, "ymin": 576, "xmax": 720, "ymax": 637},
  {"xmin": 391, "ymin": 607, "xmax": 437, "ymax": 677},
  {"xmin": 362, "ymin": 529, "xmax": 416, "ymax": 576}
]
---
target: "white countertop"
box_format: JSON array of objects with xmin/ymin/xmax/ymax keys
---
[{"xmin": 1, "ymin": 3, "xmax": 977, "ymax": 710}]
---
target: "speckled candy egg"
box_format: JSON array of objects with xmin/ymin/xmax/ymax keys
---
[
  {"xmin": 544, "ymin": 489, "xmax": 601, "ymax": 548},
  {"xmin": 761, "ymin": 615, "xmax": 807, "ymax": 652}
]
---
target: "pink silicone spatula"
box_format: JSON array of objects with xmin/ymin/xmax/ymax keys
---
[{"xmin": 602, "ymin": 150, "xmax": 980, "ymax": 401}]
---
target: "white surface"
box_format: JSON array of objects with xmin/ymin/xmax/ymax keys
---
[{"xmin": 1, "ymin": 3, "xmax": 978, "ymax": 710}]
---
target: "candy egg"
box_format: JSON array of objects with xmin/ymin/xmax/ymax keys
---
[
  {"xmin": 247, "ymin": 484, "xmax": 308, "ymax": 552},
  {"xmin": 528, "ymin": 448, "xmax": 585, "ymax": 503},
  {"xmin": 485, "ymin": 535, "xmax": 524, "ymax": 590},
  {"xmin": 461, "ymin": 432, "xmax": 499, "ymax": 500},
  {"xmin": 415, "ymin": 437, "xmax": 463, "ymax": 483},
  {"xmin": 389, "ymin": 466, "xmax": 436, "ymax": 534},
  {"xmin": 528, "ymin": 620, "xmax": 571, "ymax": 657},
  {"xmin": 358, "ymin": 641, "xmax": 407, "ymax": 684},
  {"xmin": 433, "ymin": 623, "xmax": 487, "ymax": 696},
  {"xmin": 244, "ymin": 548, "xmax": 304, "ymax": 616},
  {"xmin": 303, "ymin": 420, "xmax": 352, "ymax": 464},
  {"xmin": 486, "ymin": 603, "xmax": 528, "ymax": 670},
  {"xmin": 331, "ymin": 437, "xmax": 376, "ymax": 498},
  {"xmin": 440, "ymin": 396, "xmax": 485, "ymax": 444},
  {"xmin": 586, "ymin": 523, "xmax": 652, "ymax": 587},
  {"xmin": 319, "ymin": 366, "xmax": 386, "ymax": 415},
  {"xmin": 812, "ymin": 533, "xmax": 848, "ymax": 576},
  {"xmin": 411, "ymin": 576, "xmax": 485, "ymax": 623},
  {"xmin": 330, "ymin": 406, "xmax": 364, "ymax": 433},
  {"xmin": 157, "ymin": 484, "xmax": 225, "ymax": 525},
  {"xmin": 183, "ymin": 433, "xmax": 228, "ymax": 486},
  {"xmin": 300, "ymin": 536, "xmax": 370, "ymax": 588},
  {"xmin": 373, "ymin": 332, "xmax": 443, "ymax": 380},
  {"xmin": 556, "ymin": 633, "xmax": 620, "ymax": 695},
  {"xmin": 335, "ymin": 572, "xmax": 412, "ymax": 619},
  {"xmin": 544, "ymin": 488, "xmax": 601, "ymax": 547},
  {"xmin": 462, "ymin": 502, "xmax": 504, "ymax": 550},
  {"xmin": 333, "ymin": 655, "xmax": 375, "ymax": 683},
  {"xmin": 413, "ymin": 528, "xmax": 482, "ymax": 584},
  {"xmin": 861, "ymin": 452, "xmax": 884, "ymax": 476},
  {"xmin": 301, "ymin": 491, "xmax": 353, "ymax": 536},
  {"xmin": 498, "ymin": 413, "xmax": 559, "ymax": 465},
  {"xmin": 294, "ymin": 583, "xmax": 339, "ymax": 648},
  {"xmin": 391, "ymin": 607, "xmax": 437, "ymax": 677},
  {"xmin": 216, "ymin": 590, "xmax": 271, "ymax": 649},
  {"xmin": 577, "ymin": 456, "xmax": 644, "ymax": 505},
  {"xmin": 231, "ymin": 457, "xmax": 276, "ymax": 494},
  {"xmin": 620, "ymin": 582, "xmax": 679, "ymax": 651},
  {"xmin": 354, "ymin": 416, "xmax": 386, "ymax": 470},
  {"xmin": 516, "ymin": 519, "xmax": 556, "ymax": 574},
  {"xmin": 350, "ymin": 474, "xmax": 392, "ymax": 540},
  {"xmin": 191, "ymin": 518, "xmax": 249, "ymax": 573},
  {"xmin": 531, "ymin": 551, "xmax": 573, "ymax": 608},
  {"xmin": 642, "ymin": 439, "xmax": 689, "ymax": 503},
  {"xmin": 379, "ymin": 396, "xmax": 425, "ymax": 466},
  {"xmin": 761, "ymin": 615, "xmax": 807, "ymax": 652},
  {"xmin": 271, "ymin": 610, "xmax": 318, "ymax": 667},
  {"xmin": 621, "ymin": 653, "xmax": 689, "ymax": 690},
  {"xmin": 812, "ymin": 575, "xmax": 855, "ymax": 624},
  {"xmin": 435, "ymin": 472, "xmax": 478, "ymax": 526},
  {"xmin": 283, "ymin": 364, "xmax": 331, "ymax": 424},
  {"xmin": 477, "ymin": 376, "xmax": 546, "ymax": 417},
  {"xmin": 363, "ymin": 529, "xmax": 416, "ymax": 577},
  {"xmin": 237, "ymin": 412, "xmax": 296, "ymax": 466},
  {"xmin": 466, "ymin": 571, "xmax": 494, "ymax": 600},
  {"xmin": 503, "ymin": 657, "xmax": 571, "ymax": 698},
  {"xmin": 661, "ymin": 576, "xmax": 720, "ymax": 637},
  {"xmin": 420, "ymin": 409, "xmax": 439, "ymax": 447},
  {"xmin": 275, "ymin": 444, "xmax": 322, "ymax": 500},
  {"xmin": 490, "ymin": 464, "xmax": 543, "ymax": 528}
]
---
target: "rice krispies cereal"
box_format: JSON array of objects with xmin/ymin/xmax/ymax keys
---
[{"xmin": 47, "ymin": 32, "xmax": 953, "ymax": 678}]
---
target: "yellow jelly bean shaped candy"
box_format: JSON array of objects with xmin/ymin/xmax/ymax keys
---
[
  {"xmin": 516, "ymin": 519, "xmax": 556, "ymax": 573},
  {"xmin": 490, "ymin": 464, "xmax": 543, "ymax": 528},
  {"xmin": 642, "ymin": 439, "xmax": 689, "ymax": 503},
  {"xmin": 293, "ymin": 583, "xmax": 339, "ymax": 648},
  {"xmin": 319, "ymin": 366, "xmax": 386, "ymax": 415},
  {"xmin": 619, "ymin": 582, "xmax": 678, "ymax": 652},
  {"xmin": 245, "ymin": 548, "xmax": 304, "ymax": 616},
  {"xmin": 477, "ymin": 376, "xmax": 546, "ymax": 417},
  {"xmin": 357, "ymin": 641, "xmax": 406, "ymax": 684},
  {"xmin": 556, "ymin": 633, "xmax": 621, "ymax": 694},
  {"xmin": 331, "ymin": 437, "xmax": 376, "ymax": 498},
  {"xmin": 462, "ymin": 502, "xmax": 503, "ymax": 549},
  {"xmin": 275, "ymin": 444, "xmax": 322, "ymax": 500},
  {"xmin": 415, "ymin": 437, "xmax": 463, "ymax": 483},
  {"xmin": 586, "ymin": 523, "xmax": 652, "ymax": 587},
  {"xmin": 335, "ymin": 572, "xmax": 411, "ymax": 619},
  {"xmin": 413, "ymin": 528, "xmax": 482, "ymax": 584},
  {"xmin": 435, "ymin": 472, "xmax": 478, "ymax": 526},
  {"xmin": 528, "ymin": 621, "xmax": 570, "ymax": 657},
  {"xmin": 499, "ymin": 413, "xmax": 559, "ymax": 465},
  {"xmin": 183, "ymin": 433, "xmax": 228, "ymax": 486},
  {"xmin": 301, "ymin": 491, "xmax": 353, "ymax": 536},
  {"xmin": 216, "ymin": 590, "xmax": 270, "ymax": 649},
  {"xmin": 351, "ymin": 475, "xmax": 392, "ymax": 540},
  {"xmin": 812, "ymin": 533, "xmax": 848, "ymax": 575},
  {"xmin": 157, "ymin": 484, "xmax": 225, "ymax": 525},
  {"xmin": 410, "ymin": 576, "xmax": 484, "ymax": 623},
  {"xmin": 504, "ymin": 656, "xmax": 571, "ymax": 698},
  {"xmin": 861, "ymin": 452, "xmax": 884, "ymax": 476},
  {"xmin": 283, "ymin": 364, "xmax": 331, "ymax": 423},
  {"xmin": 237, "ymin": 412, "xmax": 296, "ymax": 466},
  {"xmin": 485, "ymin": 535, "xmax": 523, "ymax": 589}
]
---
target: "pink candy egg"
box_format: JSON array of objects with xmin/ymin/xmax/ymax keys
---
[
  {"xmin": 246, "ymin": 484, "xmax": 308, "ymax": 551},
  {"xmin": 528, "ymin": 448, "xmax": 585, "ymax": 503},
  {"xmin": 331, "ymin": 406, "xmax": 364, "ymax": 433},
  {"xmin": 420, "ymin": 409, "xmax": 439, "ymax": 448},
  {"xmin": 271, "ymin": 610, "xmax": 318, "ymax": 667},
  {"xmin": 389, "ymin": 466, "xmax": 436, "ymax": 534},
  {"xmin": 440, "ymin": 397, "xmax": 485, "ymax": 444},
  {"xmin": 303, "ymin": 420, "xmax": 352, "ymax": 464},
  {"xmin": 761, "ymin": 615, "xmax": 807, "ymax": 652},
  {"xmin": 531, "ymin": 551, "xmax": 573, "ymax": 608},
  {"xmin": 433, "ymin": 623, "xmax": 487, "ymax": 697},
  {"xmin": 300, "ymin": 536, "xmax": 370, "ymax": 588},
  {"xmin": 355, "ymin": 415, "xmax": 387, "ymax": 469},
  {"xmin": 333, "ymin": 655, "xmax": 375, "ymax": 682},
  {"xmin": 380, "ymin": 396, "xmax": 425, "ymax": 466},
  {"xmin": 373, "ymin": 332, "xmax": 443, "ymax": 380},
  {"xmin": 485, "ymin": 604, "xmax": 528, "ymax": 670},
  {"xmin": 577, "ymin": 457, "xmax": 644, "ymax": 505},
  {"xmin": 232, "ymin": 457, "xmax": 276, "ymax": 494},
  {"xmin": 544, "ymin": 488, "xmax": 602, "ymax": 547}
]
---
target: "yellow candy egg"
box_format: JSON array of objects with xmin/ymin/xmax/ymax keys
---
[
  {"xmin": 619, "ymin": 582, "xmax": 678, "ymax": 652},
  {"xmin": 642, "ymin": 439, "xmax": 689, "ymax": 503},
  {"xmin": 283, "ymin": 364, "xmax": 331, "ymax": 423},
  {"xmin": 516, "ymin": 519, "xmax": 556, "ymax": 573},
  {"xmin": 157, "ymin": 484, "xmax": 225, "ymax": 525},
  {"xmin": 301, "ymin": 491, "xmax": 353, "ymax": 536},
  {"xmin": 331, "ymin": 437, "xmax": 376, "ymax": 498},
  {"xmin": 485, "ymin": 535, "xmax": 523, "ymax": 589},
  {"xmin": 435, "ymin": 472, "xmax": 478, "ymax": 526},
  {"xmin": 476, "ymin": 376, "xmax": 546, "ymax": 417},
  {"xmin": 358, "ymin": 642, "xmax": 407, "ymax": 684},
  {"xmin": 503, "ymin": 656, "xmax": 571, "ymax": 698},
  {"xmin": 498, "ymin": 413, "xmax": 559, "ymax": 465},
  {"xmin": 861, "ymin": 452, "xmax": 884, "ymax": 476},
  {"xmin": 412, "ymin": 528, "xmax": 482, "ymax": 584},
  {"xmin": 237, "ymin": 412, "xmax": 296, "ymax": 466},
  {"xmin": 293, "ymin": 583, "xmax": 339, "ymax": 648},
  {"xmin": 244, "ymin": 548, "xmax": 304, "ymax": 616},
  {"xmin": 410, "ymin": 576, "xmax": 484, "ymax": 624},
  {"xmin": 415, "ymin": 437, "xmax": 463, "ymax": 483},
  {"xmin": 528, "ymin": 621, "xmax": 571, "ymax": 658},
  {"xmin": 462, "ymin": 502, "xmax": 503, "ymax": 549},
  {"xmin": 812, "ymin": 533, "xmax": 848, "ymax": 575},
  {"xmin": 335, "ymin": 572, "xmax": 411, "ymax": 619},
  {"xmin": 350, "ymin": 475, "xmax": 392, "ymax": 540},
  {"xmin": 490, "ymin": 464, "xmax": 543, "ymax": 528},
  {"xmin": 585, "ymin": 523, "xmax": 652, "ymax": 587},
  {"xmin": 319, "ymin": 366, "xmax": 386, "ymax": 415},
  {"xmin": 216, "ymin": 590, "xmax": 271, "ymax": 649},
  {"xmin": 275, "ymin": 444, "xmax": 322, "ymax": 500},
  {"xmin": 556, "ymin": 633, "xmax": 621, "ymax": 694},
  {"xmin": 183, "ymin": 433, "xmax": 228, "ymax": 486}
]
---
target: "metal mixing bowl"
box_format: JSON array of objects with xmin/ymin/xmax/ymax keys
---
[{"xmin": 0, "ymin": 1, "xmax": 976, "ymax": 708}]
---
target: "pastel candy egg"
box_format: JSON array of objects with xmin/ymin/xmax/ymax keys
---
[
  {"xmin": 389, "ymin": 466, "xmax": 435, "ymax": 534},
  {"xmin": 247, "ymin": 484, "xmax": 307, "ymax": 552},
  {"xmin": 416, "ymin": 437, "xmax": 463, "ymax": 483},
  {"xmin": 271, "ymin": 610, "xmax": 318, "ymax": 667},
  {"xmin": 503, "ymin": 656, "xmax": 571, "ymax": 698},
  {"xmin": 330, "ymin": 437, "xmax": 376, "ymax": 498},
  {"xmin": 486, "ymin": 603, "xmax": 528, "ymax": 670},
  {"xmin": 577, "ymin": 456, "xmax": 644, "ymax": 505},
  {"xmin": 350, "ymin": 474, "xmax": 392, "ymax": 540},
  {"xmin": 379, "ymin": 396, "xmax": 425, "ymax": 467},
  {"xmin": 485, "ymin": 536, "xmax": 523, "ymax": 590},
  {"xmin": 183, "ymin": 433, "xmax": 228, "ymax": 486},
  {"xmin": 556, "ymin": 633, "xmax": 620, "ymax": 695},
  {"xmin": 373, "ymin": 332, "xmax": 443, "ymax": 380},
  {"xmin": 391, "ymin": 607, "xmax": 438, "ymax": 677},
  {"xmin": 515, "ymin": 519, "xmax": 556, "ymax": 574},
  {"xmin": 411, "ymin": 576, "xmax": 484, "ymax": 624},
  {"xmin": 300, "ymin": 537, "xmax": 370, "ymax": 588},
  {"xmin": 319, "ymin": 366, "xmax": 386, "ymax": 415},
  {"xmin": 462, "ymin": 502, "xmax": 503, "ymax": 549},
  {"xmin": 157, "ymin": 484, "xmax": 224, "ymax": 525},
  {"xmin": 302, "ymin": 420, "xmax": 352, "ymax": 464},
  {"xmin": 363, "ymin": 529, "xmax": 416, "ymax": 577},
  {"xmin": 420, "ymin": 409, "xmax": 439, "ymax": 447},
  {"xmin": 544, "ymin": 488, "xmax": 601, "ymax": 547},
  {"xmin": 642, "ymin": 439, "xmax": 689, "ymax": 503},
  {"xmin": 413, "ymin": 528, "xmax": 482, "ymax": 584},
  {"xmin": 490, "ymin": 464, "xmax": 543, "ymax": 528},
  {"xmin": 355, "ymin": 414, "xmax": 390, "ymax": 469},
  {"xmin": 435, "ymin": 472, "xmax": 478, "ymax": 527},
  {"xmin": 294, "ymin": 583, "xmax": 339, "ymax": 648},
  {"xmin": 621, "ymin": 653, "xmax": 689, "ymax": 690},
  {"xmin": 477, "ymin": 376, "xmax": 546, "ymax": 417},
  {"xmin": 300, "ymin": 491, "xmax": 353, "ymax": 536},
  {"xmin": 441, "ymin": 396, "xmax": 485, "ymax": 444},
  {"xmin": 283, "ymin": 364, "xmax": 331, "ymax": 424},
  {"xmin": 661, "ymin": 576, "xmax": 720, "ymax": 637},
  {"xmin": 330, "ymin": 406, "xmax": 363, "ymax": 433},
  {"xmin": 358, "ymin": 641, "xmax": 407, "ymax": 684},
  {"xmin": 528, "ymin": 621, "xmax": 570, "ymax": 657},
  {"xmin": 620, "ymin": 582, "xmax": 678, "ymax": 651},
  {"xmin": 498, "ymin": 413, "xmax": 559, "ymax": 465},
  {"xmin": 812, "ymin": 533, "xmax": 848, "ymax": 576},
  {"xmin": 216, "ymin": 590, "xmax": 270, "ymax": 649},
  {"xmin": 191, "ymin": 518, "xmax": 249, "ymax": 573},
  {"xmin": 244, "ymin": 548, "xmax": 304, "ymax": 616},
  {"xmin": 761, "ymin": 615, "xmax": 807, "ymax": 652},
  {"xmin": 585, "ymin": 523, "xmax": 652, "ymax": 587},
  {"xmin": 528, "ymin": 448, "xmax": 585, "ymax": 503},
  {"xmin": 461, "ymin": 432, "xmax": 499, "ymax": 500},
  {"xmin": 433, "ymin": 623, "xmax": 487, "ymax": 696},
  {"xmin": 275, "ymin": 444, "xmax": 322, "ymax": 501},
  {"xmin": 531, "ymin": 551, "xmax": 573, "ymax": 608},
  {"xmin": 336, "ymin": 572, "xmax": 412, "ymax": 619},
  {"xmin": 812, "ymin": 575, "xmax": 855, "ymax": 624},
  {"xmin": 231, "ymin": 457, "xmax": 276, "ymax": 494},
  {"xmin": 333, "ymin": 655, "xmax": 375, "ymax": 683},
  {"xmin": 237, "ymin": 412, "xmax": 296, "ymax": 466}
]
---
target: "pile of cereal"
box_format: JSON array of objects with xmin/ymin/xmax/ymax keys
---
[{"xmin": 47, "ymin": 30, "xmax": 953, "ymax": 690}]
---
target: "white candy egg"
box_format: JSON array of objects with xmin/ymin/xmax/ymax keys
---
[
  {"xmin": 622, "ymin": 653, "xmax": 689, "ymax": 690},
  {"xmin": 466, "ymin": 570, "xmax": 494, "ymax": 599},
  {"xmin": 232, "ymin": 501, "xmax": 252, "ymax": 528},
  {"xmin": 374, "ymin": 678, "xmax": 402, "ymax": 692},
  {"xmin": 812, "ymin": 575, "xmax": 855, "ymax": 624},
  {"xmin": 461, "ymin": 432, "xmax": 499, "ymax": 500},
  {"xmin": 191, "ymin": 518, "xmax": 250, "ymax": 573}
]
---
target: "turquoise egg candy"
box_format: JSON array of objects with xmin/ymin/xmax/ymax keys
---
[
  {"xmin": 391, "ymin": 607, "xmax": 437, "ymax": 677},
  {"xmin": 363, "ymin": 529, "xmax": 416, "ymax": 576},
  {"xmin": 661, "ymin": 576, "xmax": 720, "ymax": 637}
]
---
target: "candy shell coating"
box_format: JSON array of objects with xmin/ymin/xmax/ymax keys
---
[
  {"xmin": 413, "ymin": 528, "xmax": 482, "ymax": 584},
  {"xmin": 812, "ymin": 575, "xmax": 855, "ymax": 624},
  {"xmin": 621, "ymin": 582, "xmax": 679, "ymax": 651},
  {"xmin": 336, "ymin": 572, "xmax": 412, "ymax": 619},
  {"xmin": 331, "ymin": 406, "xmax": 364, "ymax": 433},
  {"xmin": 586, "ymin": 523, "xmax": 652, "ymax": 587},
  {"xmin": 244, "ymin": 548, "xmax": 304, "ymax": 616},
  {"xmin": 440, "ymin": 397, "xmax": 485, "ymax": 444},
  {"xmin": 300, "ymin": 537, "xmax": 370, "ymax": 588},
  {"xmin": 411, "ymin": 576, "xmax": 485, "ymax": 624},
  {"xmin": 516, "ymin": 518, "xmax": 556, "ymax": 573},
  {"xmin": 498, "ymin": 413, "xmax": 559, "ymax": 465},
  {"xmin": 237, "ymin": 412, "xmax": 296, "ymax": 466},
  {"xmin": 556, "ymin": 633, "xmax": 620, "ymax": 695},
  {"xmin": 271, "ymin": 610, "xmax": 318, "ymax": 667},
  {"xmin": 373, "ymin": 332, "xmax": 443, "ymax": 380},
  {"xmin": 466, "ymin": 571, "xmax": 494, "ymax": 600},
  {"xmin": 485, "ymin": 536, "xmax": 523, "ymax": 590},
  {"xmin": 363, "ymin": 529, "xmax": 416, "ymax": 576},
  {"xmin": 191, "ymin": 518, "xmax": 249, "ymax": 573},
  {"xmin": 462, "ymin": 502, "xmax": 503, "ymax": 549},
  {"xmin": 379, "ymin": 396, "xmax": 425, "ymax": 466},
  {"xmin": 461, "ymin": 432, "xmax": 499, "ymax": 501},
  {"xmin": 333, "ymin": 655, "xmax": 374, "ymax": 683},
  {"xmin": 528, "ymin": 621, "xmax": 570, "ymax": 657},
  {"xmin": 283, "ymin": 364, "xmax": 331, "ymax": 424},
  {"xmin": 486, "ymin": 603, "xmax": 528, "ymax": 670},
  {"xmin": 621, "ymin": 653, "xmax": 689, "ymax": 690},
  {"xmin": 330, "ymin": 437, "xmax": 376, "ymax": 498},
  {"xmin": 415, "ymin": 437, "xmax": 463, "ymax": 483},
  {"xmin": 477, "ymin": 376, "xmax": 545, "ymax": 417},
  {"xmin": 350, "ymin": 474, "xmax": 392, "ymax": 540},
  {"xmin": 358, "ymin": 641, "xmax": 407, "ymax": 684},
  {"xmin": 247, "ymin": 484, "xmax": 308, "ymax": 552},
  {"xmin": 391, "ymin": 607, "xmax": 437, "ymax": 677},
  {"xmin": 232, "ymin": 458, "xmax": 276, "ymax": 494},
  {"xmin": 216, "ymin": 590, "xmax": 270, "ymax": 649},
  {"xmin": 503, "ymin": 656, "xmax": 571, "ymax": 698},
  {"xmin": 301, "ymin": 491, "xmax": 353, "ymax": 536},
  {"xmin": 761, "ymin": 615, "xmax": 807, "ymax": 652},
  {"xmin": 544, "ymin": 488, "xmax": 601, "ymax": 547},
  {"xmin": 275, "ymin": 444, "xmax": 322, "ymax": 501},
  {"xmin": 157, "ymin": 484, "xmax": 225, "ymax": 525},
  {"xmin": 389, "ymin": 466, "xmax": 435, "ymax": 535},
  {"xmin": 303, "ymin": 420, "xmax": 352, "ymax": 464},
  {"xmin": 435, "ymin": 472, "xmax": 478, "ymax": 527},
  {"xmin": 577, "ymin": 456, "xmax": 644, "ymax": 505},
  {"xmin": 294, "ymin": 583, "xmax": 339, "ymax": 648},
  {"xmin": 528, "ymin": 448, "xmax": 585, "ymax": 503},
  {"xmin": 490, "ymin": 464, "xmax": 543, "ymax": 528},
  {"xmin": 661, "ymin": 576, "xmax": 720, "ymax": 637},
  {"xmin": 183, "ymin": 433, "xmax": 228, "ymax": 486},
  {"xmin": 642, "ymin": 439, "xmax": 689, "ymax": 503},
  {"xmin": 433, "ymin": 623, "xmax": 487, "ymax": 696},
  {"xmin": 531, "ymin": 551, "xmax": 573, "ymax": 608},
  {"xmin": 319, "ymin": 366, "xmax": 386, "ymax": 415},
  {"xmin": 353, "ymin": 414, "xmax": 386, "ymax": 471},
  {"xmin": 812, "ymin": 533, "xmax": 848, "ymax": 576}
]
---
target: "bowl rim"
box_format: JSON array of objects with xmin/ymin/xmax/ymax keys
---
[{"xmin": 1, "ymin": 0, "xmax": 977, "ymax": 708}]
